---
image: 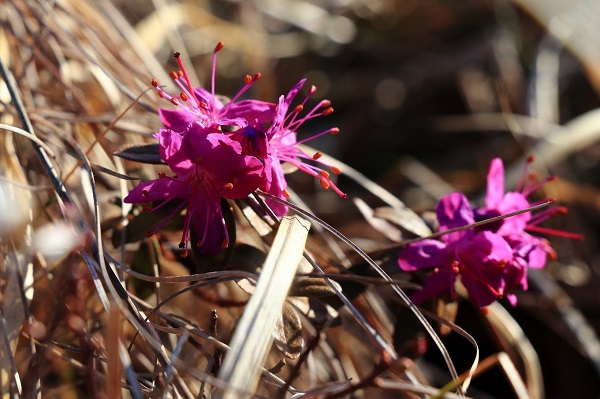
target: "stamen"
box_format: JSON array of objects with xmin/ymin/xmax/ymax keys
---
[
  {"xmin": 331, "ymin": 166, "xmax": 342, "ymax": 175},
  {"xmin": 293, "ymin": 105, "xmax": 304, "ymax": 113},
  {"xmin": 322, "ymin": 107, "xmax": 334, "ymax": 116},
  {"xmin": 319, "ymin": 170, "xmax": 330, "ymax": 178},
  {"xmin": 151, "ymin": 79, "xmax": 159, "ymax": 87},
  {"xmin": 525, "ymin": 225, "xmax": 584, "ymax": 240},
  {"xmin": 181, "ymin": 249, "xmax": 189, "ymax": 258},
  {"xmin": 158, "ymin": 172, "xmax": 166, "ymax": 178},
  {"xmin": 181, "ymin": 92, "xmax": 189, "ymax": 101},
  {"xmin": 179, "ymin": 242, "xmax": 185, "ymax": 249},
  {"xmin": 196, "ymin": 240, "xmax": 204, "ymax": 247},
  {"xmin": 308, "ymin": 85, "xmax": 317, "ymax": 95},
  {"xmin": 282, "ymin": 189, "xmax": 290, "ymax": 199},
  {"xmin": 142, "ymin": 190, "xmax": 149, "ymax": 196},
  {"xmin": 224, "ymin": 183, "xmax": 234, "ymax": 190},
  {"xmin": 221, "ymin": 240, "xmax": 229, "ymax": 250},
  {"xmin": 171, "ymin": 98, "xmax": 179, "ymax": 106},
  {"xmin": 174, "ymin": 52, "xmax": 202, "ymax": 109},
  {"xmin": 170, "ymin": 71, "xmax": 178, "ymax": 80},
  {"xmin": 320, "ymin": 179, "xmax": 330, "ymax": 190},
  {"xmin": 313, "ymin": 152, "xmax": 323, "ymax": 160},
  {"xmin": 244, "ymin": 75, "xmax": 252, "ymax": 85},
  {"xmin": 320, "ymin": 100, "xmax": 331, "ymax": 108},
  {"xmin": 253, "ymin": 73, "xmax": 261, "ymax": 81}
]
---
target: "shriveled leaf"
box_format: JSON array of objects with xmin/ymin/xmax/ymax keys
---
[
  {"xmin": 436, "ymin": 296, "xmax": 458, "ymax": 336},
  {"xmin": 113, "ymin": 143, "xmax": 164, "ymax": 164},
  {"xmin": 373, "ymin": 205, "xmax": 432, "ymax": 238},
  {"xmin": 289, "ymin": 277, "xmax": 341, "ymax": 298},
  {"xmin": 353, "ymin": 198, "xmax": 403, "ymax": 242},
  {"xmin": 290, "ymin": 297, "xmax": 341, "ymax": 327},
  {"xmin": 273, "ymin": 302, "xmax": 304, "ymax": 359}
]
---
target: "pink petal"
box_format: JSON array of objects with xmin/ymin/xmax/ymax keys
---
[
  {"xmin": 158, "ymin": 108, "xmax": 195, "ymax": 132},
  {"xmin": 398, "ymin": 239, "xmax": 447, "ymax": 271},
  {"xmin": 486, "ymin": 158, "xmax": 505, "ymax": 209},
  {"xmin": 410, "ymin": 268, "xmax": 455, "ymax": 305},
  {"xmin": 156, "ymin": 128, "xmax": 195, "ymax": 176},
  {"xmin": 436, "ymin": 192, "xmax": 474, "ymax": 243},
  {"xmin": 124, "ymin": 178, "xmax": 188, "ymax": 204}
]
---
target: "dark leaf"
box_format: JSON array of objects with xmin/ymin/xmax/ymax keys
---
[
  {"xmin": 113, "ymin": 143, "xmax": 164, "ymax": 165},
  {"xmin": 289, "ymin": 277, "xmax": 341, "ymax": 298}
]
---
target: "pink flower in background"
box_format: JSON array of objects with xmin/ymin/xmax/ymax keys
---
[
  {"xmin": 399, "ymin": 157, "xmax": 582, "ymax": 307},
  {"xmin": 124, "ymin": 124, "xmax": 264, "ymax": 256},
  {"xmin": 399, "ymin": 193, "xmax": 513, "ymax": 307},
  {"xmin": 152, "ymin": 43, "xmax": 275, "ymax": 131}
]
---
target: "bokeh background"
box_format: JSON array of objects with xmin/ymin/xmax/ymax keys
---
[{"xmin": 2, "ymin": 0, "xmax": 600, "ymax": 397}]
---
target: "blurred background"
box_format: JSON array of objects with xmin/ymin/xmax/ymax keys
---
[{"xmin": 3, "ymin": 0, "xmax": 600, "ymax": 397}]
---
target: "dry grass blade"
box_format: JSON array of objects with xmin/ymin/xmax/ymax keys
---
[{"xmin": 216, "ymin": 216, "xmax": 311, "ymax": 399}]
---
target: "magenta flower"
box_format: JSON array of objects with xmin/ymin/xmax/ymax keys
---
[
  {"xmin": 152, "ymin": 43, "xmax": 275, "ymax": 131},
  {"xmin": 124, "ymin": 124, "xmax": 264, "ymax": 256},
  {"xmin": 400, "ymin": 157, "xmax": 581, "ymax": 307},
  {"xmin": 476, "ymin": 157, "xmax": 582, "ymax": 265},
  {"xmin": 399, "ymin": 193, "xmax": 514, "ymax": 307},
  {"xmin": 259, "ymin": 78, "xmax": 347, "ymax": 216}
]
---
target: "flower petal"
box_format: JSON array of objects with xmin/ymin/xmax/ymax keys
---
[
  {"xmin": 410, "ymin": 267, "xmax": 455, "ymax": 305},
  {"xmin": 189, "ymin": 190, "xmax": 227, "ymax": 255},
  {"xmin": 486, "ymin": 158, "xmax": 505, "ymax": 209},
  {"xmin": 436, "ymin": 192, "xmax": 474, "ymax": 242},
  {"xmin": 124, "ymin": 178, "xmax": 189, "ymax": 204},
  {"xmin": 156, "ymin": 128, "xmax": 195, "ymax": 176},
  {"xmin": 158, "ymin": 108, "xmax": 194, "ymax": 131},
  {"xmin": 398, "ymin": 239, "xmax": 447, "ymax": 271}
]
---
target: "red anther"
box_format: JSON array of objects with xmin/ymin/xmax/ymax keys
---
[
  {"xmin": 170, "ymin": 71, "xmax": 178, "ymax": 80},
  {"xmin": 320, "ymin": 179, "xmax": 330, "ymax": 190},
  {"xmin": 319, "ymin": 170, "xmax": 330, "ymax": 178},
  {"xmin": 452, "ymin": 266, "xmax": 460, "ymax": 274},
  {"xmin": 158, "ymin": 172, "xmax": 166, "ymax": 178},
  {"xmin": 433, "ymin": 268, "xmax": 440, "ymax": 274},
  {"xmin": 323, "ymin": 107, "xmax": 334, "ymax": 115},
  {"xmin": 174, "ymin": 52, "xmax": 181, "ymax": 58},
  {"xmin": 179, "ymin": 242, "xmax": 185, "ymax": 249},
  {"xmin": 282, "ymin": 189, "xmax": 290, "ymax": 199},
  {"xmin": 320, "ymin": 100, "xmax": 331, "ymax": 108},
  {"xmin": 221, "ymin": 239, "xmax": 229, "ymax": 249},
  {"xmin": 331, "ymin": 166, "xmax": 342, "ymax": 175},
  {"xmin": 181, "ymin": 249, "xmax": 189, "ymax": 258},
  {"xmin": 244, "ymin": 75, "xmax": 252, "ymax": 85},
  {"xmin": 312, "ymin": 152, "xmax": 323, "ymax": 160},
  {"xmin": 199, "ymin": 102, "xmax": 208, "ymax": 109},
  {"xmin": 145, "ymin": 231, "xmax": 154, "ymax": 238},
  {"xmin": 171, "ymin": 98, "xmax": 179, "ymax": 106},
  {"xmin": 143, "ymin": 205, "xmax": 152, "ymax": 212},
  {"xmin": 196, "ymin": 156, "xmax": 203, "ymax": 164},
  {"xmin": 142, "ymin": 190, "xmax": 149, "ymax": 196},
  {"xmin": 293, "ymin": 105, "xmax": 304, "ymax": 113},
  {"xmin": 308, "ymin": 85, "xmax": 317, "ymax": 95},
  {"xmin": 526, "ymin": 155, "xmax": 535, "ymax": 164},
  {"xmin": 224, "ymin": 183, "xmax": 234, "ymax": 190},
  {"xmin": 158, "ymin": 91, "xmax": 165, "ymax": 98},
  {"xmin": 329, "ymin": 127, "xmax": 340, "ymax": 135},
  {"xmin": 253, "ymin": 73, "xmax": 261, "ymax": 81},
  {"xmin": 215, "ymin": 41, "xmax": 224, "ymax": 52},
  {"xmin": 481, "ymin": 307, "xmax": 490, "ymax": 315},
  {"xmin": 196, "ymin": 240, "xmax": 204, "ymax": 247},
  {"xmin": 180, "ymin": 92, "xmax": 189, "ymax": 101},
  {"xmin": 151, "ymin": 79, "xmax": 159, "ymax": 87},
  {"xmin": 341, "ymin": 193, "xmax": 348, "ymax": 200},
  {"xmin": 178, "ymin": 71, "xmax": 184, "ymax": 78}
]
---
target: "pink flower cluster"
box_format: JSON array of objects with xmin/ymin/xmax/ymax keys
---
[
  {"xmin": 125, "ymin": 43, "xmax": 345, "ymax": 256},
  {"xmin": 398, "ymin": 158, "xmax": 581, "ymax": 307}
]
